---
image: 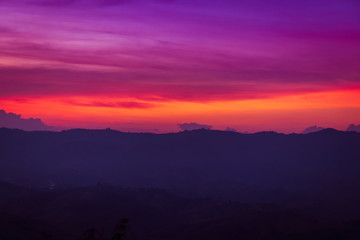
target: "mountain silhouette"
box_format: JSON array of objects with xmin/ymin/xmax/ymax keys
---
[
  {"xmin": 1, "ymin": 127, "xmax": 360, "ymax": 220},
  {"xmin": 1, "ymin": 128, "xmax": 360, "ymax": 239},
  {"xmin": 1, "ymin": 182, "xmax": 360, "ymax": 240}
]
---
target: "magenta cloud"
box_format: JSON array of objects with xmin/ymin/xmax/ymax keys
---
[{"xmin": 0, "ymin": 0, "xmax": 359, "ymax": 101}]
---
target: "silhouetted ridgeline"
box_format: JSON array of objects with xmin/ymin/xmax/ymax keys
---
[{"xmin": 1, "ymin": 128, "xmax": 360, "ymax": 221}]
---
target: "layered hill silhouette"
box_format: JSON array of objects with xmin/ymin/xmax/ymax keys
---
[
  {"xmin": 1, "ymin": 128, "xmax": 360, "ymax": 239},
  {"xmin": 1, "ymin": 127, "xmax": 360, "ymax": 219},
  {"xmin": 1, "ymin": 182, "xmax": 360, "ymax": 240}
]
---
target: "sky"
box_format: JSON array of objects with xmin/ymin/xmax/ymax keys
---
[{"xmin": 0, "ymin": 0, "xmax": 359, "ymax": 133}]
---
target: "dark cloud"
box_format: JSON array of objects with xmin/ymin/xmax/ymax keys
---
[
  {"xmin": 32, "ymin": 0, "xmax": 77, "ymax": 6},
  {"xmin": 97, "ymin": 0, "xmax": 129, "ymax": 6},
  {"xmin": 178, "ymin": 122, "xmax": 212, "ymax": 131},
  {"xmin": 302, "ymin": 125, "xmax": 325, "ymax": 134},
  {"xmin": 0, "ymin": 67, "xmax": 333, "ymax": 102},
  {"xmin": 347, "ymin": 124, "xmax": 360, "ymax": 132},
  {"xmin": 71, "ymin": 101, "xmax": 157, "ymax": 109},
  {"xmin": 29, "ymin": 0, "xmax": 130, "ymax": 6},
  {"xmin": 225, "ymin": 127, "xmax": 237, "ymax": 132},
  {"xmin": 0, "ymin": 109, "xmax": 55, "ymax": 131}
]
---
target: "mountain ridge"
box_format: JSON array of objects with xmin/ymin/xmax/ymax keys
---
[{"xmin": 1, "ymin": 127, "xmax": 360, "ymax": 220}]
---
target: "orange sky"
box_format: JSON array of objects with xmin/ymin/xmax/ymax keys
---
[
  {"xmin": 1, "ymin": 88, "xmax": 359, "ymax": 133},
  {"xmin": 1, "ymin": 0, "xmax": 359, "ymax": 132}
]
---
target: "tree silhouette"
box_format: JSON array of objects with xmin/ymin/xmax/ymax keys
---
[
  {"xmin": 78, "ymin": 219, "xmax": 129, "ymax": 240},
  {"xmin": 79, "ymin": 227, "xmax": 96, "ymax": 240},
  {"xmin": 39, "ymin": 230, "xmax": 52, "ymax": 240},
  {"xmin": 111, "ymin": 218, "xmax": 128, "ymax": 240}
]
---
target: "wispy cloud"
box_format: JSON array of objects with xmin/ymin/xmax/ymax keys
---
[
  {"xmin": 70, "ymin": 100, "xmax": 157, "ymax": 109},
  {"xmin": 0, "ymin": 0, "xmax": 359, "ymax": 131},
  {"xmin": 178, "ymin": 122, "xmax": 212, "ymax": 131}
]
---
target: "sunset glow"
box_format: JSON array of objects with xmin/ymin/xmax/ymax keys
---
[{"xmin": 0, "ymin": 0, "xmax": 359, "ymax": 132}]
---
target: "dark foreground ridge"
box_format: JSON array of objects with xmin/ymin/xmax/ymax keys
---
[
  {"xmin": 2, "ymin": 182, "xmax": 360, "ymax": 240},
  {"xmin": 1, "ymin": 127, "xmax": 360, "ymax": 239}
]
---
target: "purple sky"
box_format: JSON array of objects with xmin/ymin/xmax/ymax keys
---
[{"xmin": 0, "ymin": 0, "xmax": 359, "ymax": 132}]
